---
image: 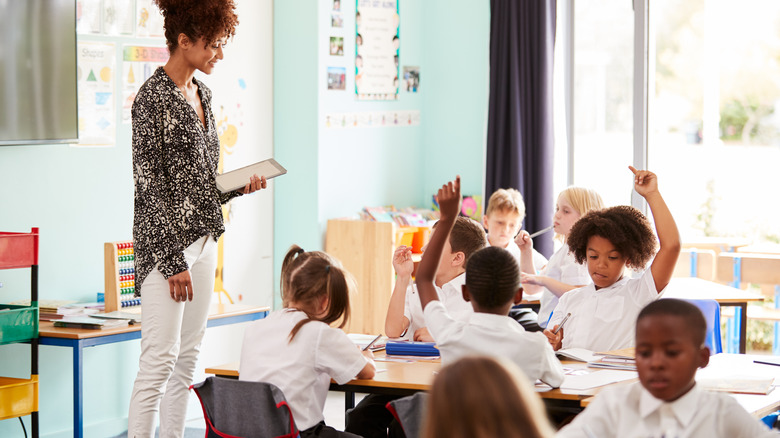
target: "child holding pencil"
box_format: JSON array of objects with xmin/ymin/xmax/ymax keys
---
[
  {"xmin": 544, "ymin": 166, "xmax": 681, "ymax": 352},
  {"xmin": 239, "ymin": 245, "xmax": 374, "ymax": 438}
]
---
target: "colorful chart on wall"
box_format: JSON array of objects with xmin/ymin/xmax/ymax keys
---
[
  {"xmin": 355, "ymin": 0, "xmax": 399, "ymax": 100},
  {"xmin": 121, "ymin": 46, "xmax": 169, "ymax": 123},
  {"xmin": 77, "ymin": 41, "xmax": 116, "ymax": 146}
]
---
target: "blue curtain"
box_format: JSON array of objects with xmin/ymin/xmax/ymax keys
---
[{"xmin": 485, "ymin": 0, "xmax": 556, "ymax": 257}]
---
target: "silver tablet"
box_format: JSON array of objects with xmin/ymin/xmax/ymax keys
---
[{"xmin": 216, "ymin": 158, "xmax": 287, "ymax": 193}]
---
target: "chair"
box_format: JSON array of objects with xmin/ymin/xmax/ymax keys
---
[
  {"xmin": 386, "ymin": 392, "xmax": 428, "ymax": 438},
  {"xmin": 190, "ymin": 376, "xmax": 299, "ymax": 438},
  {"xmin": 674, "ymin": 298, "xmax": 723, "ymax": 355}
]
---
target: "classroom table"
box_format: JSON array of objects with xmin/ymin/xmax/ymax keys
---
[
  {"xmin": 664, "ymin": 277, "xmax": 764, "ymax": 353},
  {"xmin": 207, "ymin": 352, "xmax": 780, "ymax": 420},
  {"xmin": 38, "ymin": 303, "xmax": 270, "ymax": 438}
]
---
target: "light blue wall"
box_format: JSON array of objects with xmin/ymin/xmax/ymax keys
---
[{"xmin": 1, "ymin": 0, "xmax": 491, "ymax": 434}]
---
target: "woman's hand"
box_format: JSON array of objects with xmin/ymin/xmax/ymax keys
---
[
  {"xmin": 241, "ymin": 174, "xmax": 267, "ymax": 194},
  {"xmin": 168, "ymin": 270, "xmax": 193, "ymax": 302}
]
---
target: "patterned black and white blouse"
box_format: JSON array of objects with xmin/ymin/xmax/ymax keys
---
[{"xmin": 132, "ymin": 66, "xmax": 240, "ymax": 296}]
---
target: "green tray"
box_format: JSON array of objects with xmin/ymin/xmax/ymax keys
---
[{"xmin": 0, "ymin": 305, "xmax": 38, "ymax": 344}]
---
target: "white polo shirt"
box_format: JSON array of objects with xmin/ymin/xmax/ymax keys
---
[
  {"xmin": 239, "ymin": 309, "xmax": 368, "ymax": 431},
  {"xmin": 549, "ymin": 268, "xmax": 661, "ymax": 352},
  {"xmin": 536, "ymin": 243, "xmax": 592, "ymax": 328},
  {"xmin": 557, "ymin": 382, "xmax": 778, "ymax": 438},
  {"xmin": 503, "ymin": 239, "xmax": 549, "ymax": 272},
  {"xmin": 424, "ymin": 300, "xmax": 564, "ymax": 387},
  {"xmin": 402, "ymin": 273, "xmax": 471, "ymax": 340}
]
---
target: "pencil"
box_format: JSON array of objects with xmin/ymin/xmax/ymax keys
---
[
  {"xmin": 553, "ymin": 313, "xmax": 571, "ymax": 335},
  {"xmin": 754, "ymin": 360, "xmax": 780, "ymax": 367},
  {"xmin": 363, "ymin": 334, "xmax": 382, "ymax": 351}
]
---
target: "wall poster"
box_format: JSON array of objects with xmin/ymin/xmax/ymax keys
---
[{"xmin": 355, "ymin": 0, "xmax": 399, "ymax": 100}]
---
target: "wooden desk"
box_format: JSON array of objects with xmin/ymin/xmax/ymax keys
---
[
  {"xmin": 682, "ymin": 237, "xmax": 752, "ymax": 253},
  {"xmin": 580, "ymin": 354, "xmax": 780, "ymax": 419},
  {"xmin": 38, "ymin": 303, "xmax": 270, "ymax": 438},
  {"xmin": 664, "ymin": 277, "xmax": 764, "ymax": 353}
]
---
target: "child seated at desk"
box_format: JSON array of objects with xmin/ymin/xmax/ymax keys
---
[
  {"xmin": 544, "ymin": 167, "xmax": 681, "ymax": 352},
  {"xmin": 239, "ymin": 245, "xmax": 374, "ymax": 438},
  {"xmin": 556, "ymin": 299, "xmax": 778, "ymax": 438},
  {"xmin": 423, "ymin": 356, "xmax": 555, "ymax": 438},
  {"xmin": 417, "ymin": 176, "xmax": 563, "ymax": 387},
  {"xmin": 483, "ymin": 187, "xmax": 549, "ymax": 331},
  {"xmin": 384, "ymin": 217, "xmax": 486, "ymax": 342}
]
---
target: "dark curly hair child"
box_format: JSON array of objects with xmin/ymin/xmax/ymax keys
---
[{"xmin": 543, "ymin": 166, "xmax": 681, "ymax": 353}]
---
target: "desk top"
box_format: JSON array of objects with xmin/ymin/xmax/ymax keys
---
[
  {"xmin": 664, "ymin": 277, "xmax": 764, "ymax": 304},
  {"xmin": 39, "ymin": 303, "xmax": 270, "ymax": 340}
]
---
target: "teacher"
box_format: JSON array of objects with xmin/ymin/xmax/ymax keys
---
[{"xmin": 128, "ymin": 0, "xmax": 265, "ymax": 436}]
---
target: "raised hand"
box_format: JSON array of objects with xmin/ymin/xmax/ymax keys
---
[
  {"xmin": 392, "ymin": 245, "xmax": 415, "ymax": 278},
  {"xmin": 628, "ymin": 166, "xmax": 659, "ymax": 199},
  {"xmin": 436, "ymin": 176, "xmax": 461, "ymax": 222}
]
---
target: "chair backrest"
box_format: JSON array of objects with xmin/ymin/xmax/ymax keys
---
[
  {"xmin": 669, "ymin": 298, "xmax": 722, "ymax": 355},
  {"xmin": 673, "ymin": 249, "xmax": 717, "ymax": 281},
  {"xmin": 386, "ymin": 392, "xmax": 428, "ymax": 438},
  {"xmin": 191, "ymin": 376, "xmax": 299, "ymax": 438}
]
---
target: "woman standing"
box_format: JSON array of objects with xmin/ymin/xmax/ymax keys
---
[{"xmin": 128, "ymin": 1, "xmax": 265, "ymax": 436}]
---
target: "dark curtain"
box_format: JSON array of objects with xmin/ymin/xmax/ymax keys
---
[{"xmin": 485, "ymin": 0, "xmax": 556, "ymax": 258}]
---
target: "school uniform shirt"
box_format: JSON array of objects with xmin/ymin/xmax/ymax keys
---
[
  {"xmin": 402, "ymin": 273, "xmax": 471, "ymax": 340},
  {"xmin": 502, "ymin": 239, "xmax": 549, "ymax": 273},
  {"xmin": 548, "ymin": 268, "xmax": 661, "ymax": 352},
  {"xmin": 424, "ymin": 300, "xmax": 564, "ymax": 387},
  {"xmin": 536, "ymin": 243, "xmax": 592, "ymax": 328},
  {"xmin": 238, "ymin": 309, "xmax": 368, "ymax": 431},
  {"xmin": 556, "ymin": 382, "xmax": 778, "ymax": 438}
]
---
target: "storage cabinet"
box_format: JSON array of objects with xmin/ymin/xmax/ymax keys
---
[{"xmin": 0, "ymin": 228, "xmax": 39, "ymax": 437}]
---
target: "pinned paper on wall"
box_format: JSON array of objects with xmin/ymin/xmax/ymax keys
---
[
  {"xmin": 135, "ymin": 0, "xmax": 165, "ymax": 37},
  {"xmin": 324, "ymin": 110, "xmax": 420, "ymax": 129},
  {"xmin": 76, "ymin": 41, "xmax": 116, "ymax": 147},
  {"xmin": 121, "ymin": 45, "xmax": 169, "ymax": 123},
  {"xmin": 355, "ymin": 0, "xmax": 399, "ymax": 100},
  {"xmin": 103, "ymin": 0, "xmax": 135, "ymax": 36}
]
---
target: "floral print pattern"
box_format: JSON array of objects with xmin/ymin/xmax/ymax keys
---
[{"xmin": 132, "ymin": 67, "xmax": 240, "ymax": 296}]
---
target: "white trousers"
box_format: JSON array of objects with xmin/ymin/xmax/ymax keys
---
[{"xmin": 128, "ymin": 236, "xmax": 216, "ymax": 438}]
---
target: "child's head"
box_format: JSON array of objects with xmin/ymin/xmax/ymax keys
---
[
  {"xmin": 424, "ymin": 217, "xmax": 486, "ymax": 286},
  {"xmin": 635, "ymin": 299, "xmax": 710, "ymax": 402},
  {"xmin": 567, "ymin": 205, "xmax": 657, "ymax": 289},
  {"xmin": 422, "ymin": 356, "xmax": 554, "ymax": 438},
  {"xmin": 554, "ymin": 187, "xmax": 604, "ymax": 239},
  {"xmin": 280, "ymin": 245, "xmax": 355, "ymax": 340},
  {"xmin": 463, "ymin": 246, "xmax": 522, "ymax": 314},
  {"xmin": 483, "ymin": 188, "xmax": 525, "ymax": 248}
]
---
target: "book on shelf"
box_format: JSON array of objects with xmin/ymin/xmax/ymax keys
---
[{"xmin": 53, "ymin": 316, "xmax": 129, "ymax": 330}]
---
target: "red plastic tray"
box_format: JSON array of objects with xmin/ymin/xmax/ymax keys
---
[{"xmin": 0, "ymin": 229, "xmax": 39, "ymax": 269}]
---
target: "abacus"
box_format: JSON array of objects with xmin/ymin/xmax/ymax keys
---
[{"xmin": 104, "ymin": 241, "xmax": 141, "ymax": 312}]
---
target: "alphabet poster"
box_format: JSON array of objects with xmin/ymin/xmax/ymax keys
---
[{"xmin": 355, "ymin": 0, "xmax": 399, "ymax": 100}]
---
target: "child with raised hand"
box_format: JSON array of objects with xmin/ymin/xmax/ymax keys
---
[
  {"xmin": 557, "ymin": 299, "xmax": 778, "ymax": 437},
  {"xmin": 239, "ymin": 245, "xmax": 374, "ymax": 438},
  {"xmin": 384, "ymin": 217, "xmax": 486, "ymax": 342},
  {"xmin": 422, "ymin": 356, "xmax": 555, "ymax": 438},
  {"xmin": 415, "ymin": 176, "xmax": 563, "ymax": 387},
  {"xmin": 544, "ymin": 166, "xmax": 681, "ymax": 352},
  {"xmin": 520, "ymin": 187, "xmax": 604, "ymax": 328}
]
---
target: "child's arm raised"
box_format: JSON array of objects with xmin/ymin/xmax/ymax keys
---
[
  {"xmin": 384, "ymin": 245, "xmax": 414, "ymax": 337},
  {"xmin": 416, "ymin": 177, "xmax": 461, "ymax": 311},
  {"xmin": 629, "ymin": 166, "xmax": 681, "ymax": 292}
]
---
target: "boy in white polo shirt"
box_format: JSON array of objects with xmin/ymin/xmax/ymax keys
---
[
  {"xmin": 417, "ymin": 176, "xmax": 563, "ymax": 387},
  {"xmin": 557, "ymin": 299, "xmax": 778, "ymax": 438}
]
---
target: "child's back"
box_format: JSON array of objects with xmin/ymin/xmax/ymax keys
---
[
  {"xmin": 240, "ymin": 309, "xmax": 367, "ymax": 431},
  {"xmin": 416, "ymin": 178, "xmax": 564, "ymax": 387}
]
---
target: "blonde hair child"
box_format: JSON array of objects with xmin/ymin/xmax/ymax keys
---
[
  {"xmin": 519, "ymin": 186, "xmax": 605, "ymax": 327},
  {"xmin": 422, "ymin": 356, "xmax": 554, "ymax": 438},
  {"xmin": 239, "ymin": 245, "xmax": 375, "ymax": 437}
]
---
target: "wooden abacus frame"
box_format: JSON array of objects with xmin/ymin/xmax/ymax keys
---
[{"xmin": 104, "ymin": 241, "xmax": 139, "ymax": 313}]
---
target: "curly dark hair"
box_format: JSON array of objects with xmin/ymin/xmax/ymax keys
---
[
  {"xmin": 465, "ymin": 246, "xmax": 520, "ymax": 310},
  {"xmin": 567, "ymin": 205, "xmax": 657, "ymax": 270},
  {"xmin": 154, "ymin": 0, "xmax": 239, "ymax": 52}
]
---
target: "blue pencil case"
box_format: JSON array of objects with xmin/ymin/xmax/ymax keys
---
[{"xmin": 385, "ymin": 341, "xmax": 440, "ymax": 357}]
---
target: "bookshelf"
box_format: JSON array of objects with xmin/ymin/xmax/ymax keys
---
[
  {"xmin": 0, "ymin": 228, "xmax": 39, "ymax": 437},
  {"xmin": 325, "ymin": 220, "xmax": 398, "ymax": 335}
]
